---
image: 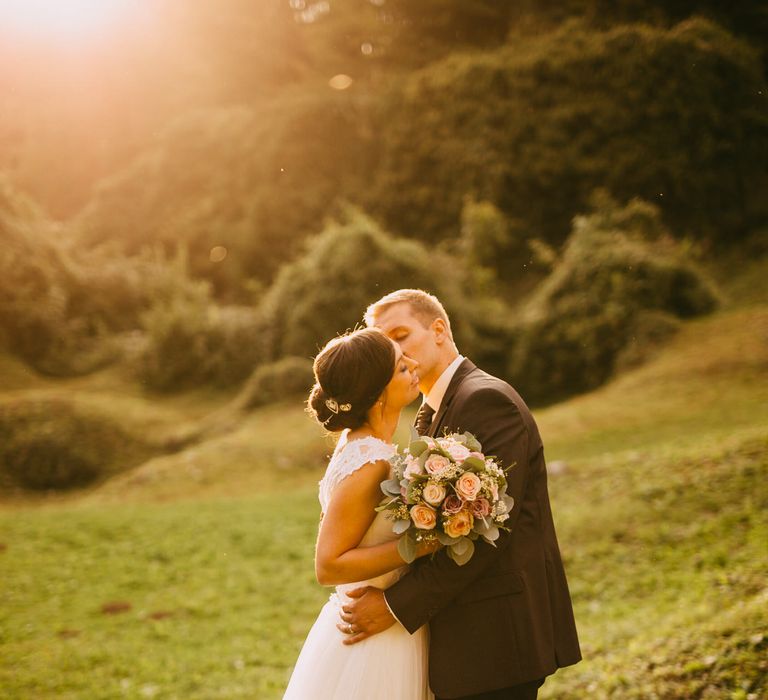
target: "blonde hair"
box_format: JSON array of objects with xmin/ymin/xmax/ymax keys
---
[{"xmin": 364, "ymin": 289, "xmax": 452, "ymax": 337}]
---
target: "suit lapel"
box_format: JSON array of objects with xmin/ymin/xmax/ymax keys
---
[{"xmin": 428, "ymin": 358, "xmax": 477, "ymax": 437}]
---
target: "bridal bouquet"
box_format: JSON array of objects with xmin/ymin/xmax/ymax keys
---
[{"xmin": 377, "ymin": 430, "xmax": 515, "ymax": 566}]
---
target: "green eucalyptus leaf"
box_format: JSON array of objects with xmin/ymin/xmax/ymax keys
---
[
  {"xmin": 448, "ymin": 538, "xmax": 475, "ymax": 565},
  {"xmin": 381, "ymin": 479, "xmax": 401, "ymax": 496},
  {"xmin": 463, "ymin": 456, "xmax": 485, "ymax": 472},
  {"xmin": 437, "ymin": 531, "xmax": 461, "ymax": 546},
  {"xmin": 393, "ymin": 519, "xmax": 411, "ymax": 535},
  {"xmin": 398, "ymin": 533, "xmax": 417, "ymax": 563}
]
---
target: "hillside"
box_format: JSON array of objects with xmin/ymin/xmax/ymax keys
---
[{"xmin": 1, "ymin": 258, "xmax": 766, "ymax": 698}]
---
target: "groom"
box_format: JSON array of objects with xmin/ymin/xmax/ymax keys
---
[{"xmin": 339, "ymin": 289, "xmax": 581, "ymax": 699}]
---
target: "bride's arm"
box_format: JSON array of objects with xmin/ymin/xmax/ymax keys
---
[{"xmin": 315, "ymin": 459, "xmax": 436, "ymax": 586}]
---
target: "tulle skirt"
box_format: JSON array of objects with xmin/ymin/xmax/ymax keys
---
[{"xmin": 282, "ymin": 591, "xmax": 432, "ymax": 700}]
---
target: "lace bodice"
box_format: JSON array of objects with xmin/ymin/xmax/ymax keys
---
[{"xmin": 318, "ymin": 432, "xmax": 396, "ymax": 513}]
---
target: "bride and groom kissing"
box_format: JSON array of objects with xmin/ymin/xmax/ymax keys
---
[{"xmin": 283, "ymin": 289, "xmax": 581, "ymax": 700}]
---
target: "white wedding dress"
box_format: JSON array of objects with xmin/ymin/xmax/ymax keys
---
[{"xmin": 283, "ymin": 432, "xmax": 433, "ymax": 700}]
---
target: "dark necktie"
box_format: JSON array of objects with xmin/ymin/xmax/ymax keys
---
[{"xmin": 414, "ymin": 402, "xmax": 436, "ymax": 436}]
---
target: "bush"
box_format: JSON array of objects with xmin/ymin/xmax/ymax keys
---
[
  {"xmin": 136, "ymin": 283, "xmax": 265, "ymax": 391},
  {"xmin": 0, "ymin": 398, "xmax": 153, "ymax": 491},
  {"xmin": 259, "ymin": 208, "xmax": 477, "ymax": 361},
  {"xmin": 509, "ymin": 195, "xmax": 720, "ymax": 405},
  {"xmin": 237, "ymin": 356, "xmax": 315, "ymax": 410},
  {"xmin": 371, "ymin": 18, "xmax": 768, "ymax": 248},
  {"xmin": 0, "ymin": 176, "xmax": 229, "ymax": 376}
]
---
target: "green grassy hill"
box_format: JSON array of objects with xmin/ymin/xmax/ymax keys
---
[{"xmin": 1, "ymin": 259, "xmax": 766, "ymax": 699}]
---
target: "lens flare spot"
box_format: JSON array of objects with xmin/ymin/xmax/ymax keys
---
[
  {"xmin": 329, "ymin": 74, "xmax": 353, "ymax": 91},
  {"xmin": 210, "ymin": 246, "xmax": 228, "ymax": 263}
]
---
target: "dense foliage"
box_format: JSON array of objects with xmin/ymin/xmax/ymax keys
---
[
  {"xmin": 259, "ymin": 208, "xmax": 476, "ymax": 360},
  {"xmin": 371, "ymin": 19, "xmax": 768, "ymax": 250},
  {"xmin": 0, "ymin": 398, "xmax": 154, "ymax": 490},
  {"xmin": 508, "ymin": 194, "xmax": 720, "ymax": 404},
  {"xmin": 236, "ymin": 357, "xmax": 315, "ymax": 411},
  {"xmin": 76, "ymin": 88, "xmax": 375, "ymax": 295}
]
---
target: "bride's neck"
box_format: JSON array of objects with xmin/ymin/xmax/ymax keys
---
[{"xmin": 348, "ymin": 409, "xmax": 399, "ymax": 443}]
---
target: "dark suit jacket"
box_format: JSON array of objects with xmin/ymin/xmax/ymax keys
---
[{"xmin": 384, "ymin": 359, "xmax": 581, "ymax": 698}]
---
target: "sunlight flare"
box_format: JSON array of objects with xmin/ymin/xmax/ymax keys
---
[{"xmin": 0, "ymin": 0, "xmax": 136, "ymax": 40}]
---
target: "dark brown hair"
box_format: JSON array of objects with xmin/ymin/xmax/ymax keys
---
[{"xmin": 307, "ymin": 328, "xmax": 396, "ymax": 432}]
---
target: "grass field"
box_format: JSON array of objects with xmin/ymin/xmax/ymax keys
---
[{"xmin": 1, "ymin": 260, "xmax": 767, "ymax": 699}]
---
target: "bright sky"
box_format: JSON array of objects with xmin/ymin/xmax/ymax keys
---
[{"xmin": 0, "ymin": 0, "xmax": 138, "ymax": 42}]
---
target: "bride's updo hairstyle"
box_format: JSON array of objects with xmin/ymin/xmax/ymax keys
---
[{"xmin": 308, "ymin": 328, "xmax": 396, "ymax": 432}]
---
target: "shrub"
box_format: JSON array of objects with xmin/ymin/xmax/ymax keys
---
[
  {"xmin": 259, "ymin": 208, "xmax": 476, "ymax": 361},
  {"xmin": 0, "ymin": 176, "xmax": 227, "ymax": 376},
  {"xmin": 508, "ymin": 194, "xmax": 720, "ymax": 405},
  {"xmin": 136, "ymin": 284, "xmax": 265, "ymax": 391},
  {"xmin": 371, "ymin": 18, "xmax": 768, "ymax": 248},
  {"xmin": 0, "ymin": 398, "xmax": 153, "ymax": 491},
  {"xmin": 237, "ymin": 356, "xmax": 315, "ymax": 410}
]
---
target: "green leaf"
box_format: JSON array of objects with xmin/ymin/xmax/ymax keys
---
[
  {"xmin": 452, "ymin": 537, "xmax": 471, "ymax": 556},
  {"xmin": 463, "ymin": 456, "xmax": 486, "ymax": 472},
  {"xmin": 380, "ymin": 479, "xmax": 401, "ymax": 496},
  {"xmin": 374, "ymin": 499, "xmax": 395, "ymax": 512},
  {"xmin": 397, "ymin": 533, "xmax": 417, "ymax": 563},
  {"xmin": 436, "ymin": 531, "xmax": 461, "ymax": 546},
  {"xmin": 448, "ymin": 538, "xmax": 475, "ymax": 565},
  {"xmin": 392, "ymin": 519, "xmax": 411, "ymax": 535},
  {"xmin": 463, "ymin": 432, "xmax": 482, "ymax": 452},
  {"xmin": 409, "ymin": 439, "xmax": 429, "ymax": 457}
]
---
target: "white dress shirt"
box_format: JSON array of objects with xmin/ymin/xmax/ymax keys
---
[{"xmin": 422, "ymin": 354, "xmax": 465, "ymax": 418}]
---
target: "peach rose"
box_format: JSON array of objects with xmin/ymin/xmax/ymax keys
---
[
  {"xmin": 444, "ymin": 510, "xmax": 474, "ymax": 538},
  {"xmin": 424, "ymin": 454, "xmax": 451, "ymax": 476},
  {"xmin": 442, "ymin": 494, "xmax": 464, "ymax": 514},
  {"xmin": 445, "ymin": 442, "xmax": 471, "ymax": 463},
  {"xmin": 455, "ymin": 472, "xmax": 482, "ymax": 501},
  {"xmin": 410, "ymin": 503, "xmax": 437, "ymax": 530},
  {"xmin": 471, "ymin": 498, "xmax": 491, "ymax": 518},
  {"xmin": 422, "ymin": 482, "xmax": 447, "ymax": 507}
]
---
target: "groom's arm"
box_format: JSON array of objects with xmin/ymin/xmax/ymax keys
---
[{"xmin": 384, "ymin": 386, "xmax": 533, "ymax": 634}]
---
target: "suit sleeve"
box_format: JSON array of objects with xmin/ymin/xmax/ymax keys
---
[{"xmin": 384, "ymin": 386, "xmax": 532, "ymax": 633}]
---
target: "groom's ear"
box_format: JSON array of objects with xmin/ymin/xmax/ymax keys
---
[{"xmin": 431, "ymin": 318, "xmax": 449, "ymax": 344}]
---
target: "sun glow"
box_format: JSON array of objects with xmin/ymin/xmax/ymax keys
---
[{"xmin": 0, "ymin": 0, "xmax": 137, "ymax": 41}]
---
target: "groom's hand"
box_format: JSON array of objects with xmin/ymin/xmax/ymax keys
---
[{"xmin": 337, "ymin": 586, "xmax": 396, "ymax": 645}]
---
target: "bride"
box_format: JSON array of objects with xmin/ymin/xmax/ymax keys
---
[{"xmin": 283, "ymin": 328, "xmax": 437, "ymax": 700}]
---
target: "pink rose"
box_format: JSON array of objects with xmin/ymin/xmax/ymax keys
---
[
  {"xmin": 410, "ymin": 503, "xmax": 437, "ymax": 530},
  {"xmin": 422, "ymin": 482, "xmax": 447, "ymax": 507},
  {"xmin": 442, "ymin": 494, "xmax": 464, "ymax": 514},
  {"xmin": 455, "ymin": 472, "xmax": 482, "ymax": 501},
  {"xmin": 404, "ymin": 456, "xmax": 423, "ymax": 479},
  {"xmin": 424, "ymin": 454, "xmax": 451, "ymax": 476},
  {"xmin": 444, "ymin": 510, "xmax": 474, "ymax": 538},
  {"xmin": 445, "ymin": 442, "xmax": 471, "ymax": 463},
  {"xmin": 469, "ymin": 451, "xmax": 484, "ymax": 460},
  {"xmin": 471, "ymin": 498, "xmax": 491, "ymax": 518}
]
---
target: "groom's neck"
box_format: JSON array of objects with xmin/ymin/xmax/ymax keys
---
[{"xmin": 420, "ymin": 349, "xmax": 460, "ymax": 397}]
